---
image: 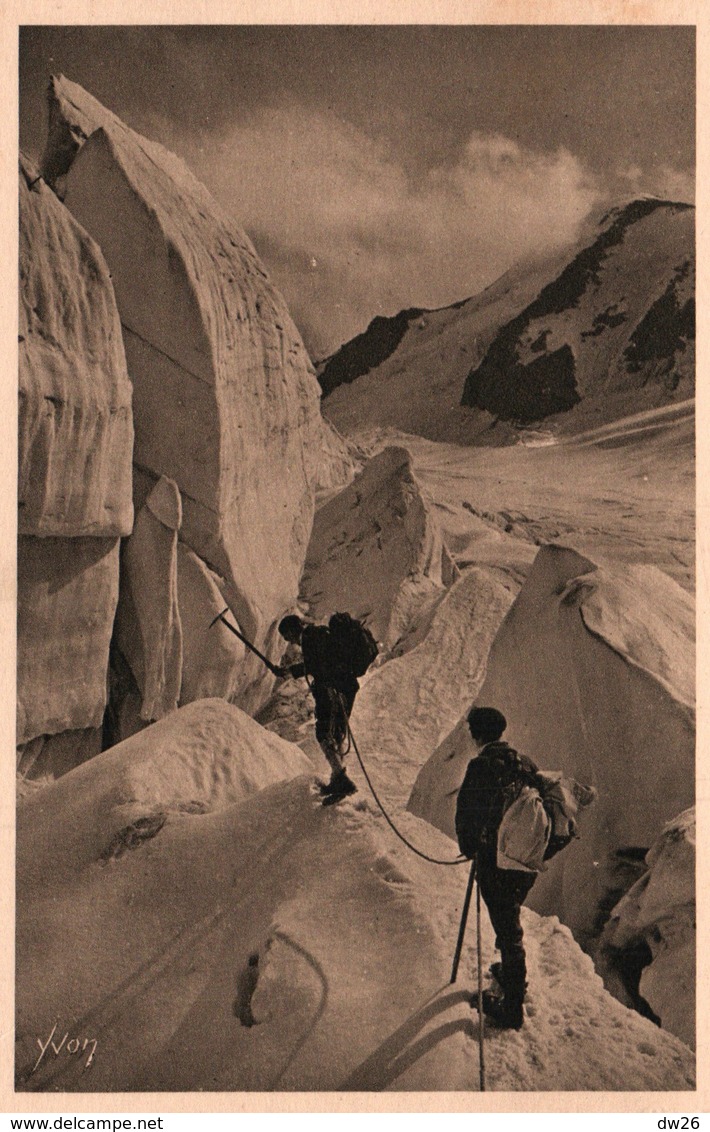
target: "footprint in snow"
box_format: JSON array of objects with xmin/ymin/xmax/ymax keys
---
[
  {"xmin": 637, "ymin": 1041, "xmax": 657, "ymax": 1057},
  {"xmin": 99, "ymin": 813, "xmax": 167, "ymax": 862},
  {"xmin": 234, "ymin": 952, "xmax": 261, "ymax": 1027}
]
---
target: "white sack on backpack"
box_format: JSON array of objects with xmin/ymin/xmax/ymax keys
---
[
  {"xmin": 536, "ymin": 770, "xmax": 597, "ymax": 839},
  {"xmin": 497, "ymin": 786, "xmax": 551, "ymax": 873}
]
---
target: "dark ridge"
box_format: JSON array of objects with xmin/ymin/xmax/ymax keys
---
[
  {"xmin": 529, "ymin": 330, "xmax": 549, "ymax": 353},
  {"xmin": 318, "ymin": 288, "xmax": 477, "ymax": 396},
  {"xmin": 41, "ymin": 76, "xmax": 90, "ymax": 192},
  {"xmin": 465, "ymin": 343, "xmax": 580, "ymax": 425},
  {"xmin": 102, "ymin": 641, "xmax": 141, "ymax": 751},
  {"xmin": 615, "ymin": 846, "xmax": 650, "ymax": 863},
  {"xmin": 462, "ymin": 199, "xmax": 693, "ymax": 423},
  {"xmin": 580, "ymin": 304, "xmax": 627, "ymax": 339},
  {"xmin": 19, "ymin": 154, "xmax": 43, "ymax": 190},
  {"xmin": 624, "ymin": 265, "xmax": 695, "ymax": 388},
  {"xmin": 319, "ymin": 307, "xmax": 425, "ymax": 396},
  {"xmin": 233, "ymin": 952, "xmax": 261, "ymax": 1027}
]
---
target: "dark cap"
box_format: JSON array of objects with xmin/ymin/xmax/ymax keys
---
[
  {"xmin": 278, "ymin": 614, "xmax": 305, "ymax": 639},
  {"xmin": 467, "ymin": 706, "xmax": 507, "ymax": 743}
]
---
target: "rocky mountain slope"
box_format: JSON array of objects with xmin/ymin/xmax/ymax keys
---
[{"xmin": 320, "ymin": 199, "xmax": 694, "ymax": 444}]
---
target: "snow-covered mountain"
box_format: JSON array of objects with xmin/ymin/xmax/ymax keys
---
[
  {"xmin": 16, "ymin": 77, "xmax": 695, "ymax": 1092},
  {"xmin": 319, "ymin": 199, "xmax": 694, "ymax": 444}
]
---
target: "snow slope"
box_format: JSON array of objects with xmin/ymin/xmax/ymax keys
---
[
  {"xmin": 16, "ymin": 710, "xmax": 694, "ymax": 1092},
  {"xmin": 15, "ymin": 412, "xmax": 697, "ymax": 1090},
  {"xmin": 359, "ymin": 398, "xmax": 694, "ymax": 594},
  {"xmin": 18, "ymin": 700, "xmax": 312, "ymax": 841}
]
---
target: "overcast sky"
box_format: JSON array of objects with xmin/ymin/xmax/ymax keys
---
[{"xmin": 20, "ymin": 25, "xmax": 695, "ymax": 357}]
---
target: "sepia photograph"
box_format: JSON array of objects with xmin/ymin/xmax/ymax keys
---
[{"xmin": 12, "ymin": 14, "xmax": 698, "ymax": 1100}]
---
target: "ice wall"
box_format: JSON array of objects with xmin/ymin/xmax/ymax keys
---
[
  {"xmin": 302, "ymin": 446, "xmax": 457, "ymax": 650},
  {"xmin": 602, "ymin": 807, "xmax": 695, "ymax": 1048},
  {"xmin": 43, "ymin": 75, "xmax": 326, "ymax": 705},
  {"xmin": 18, "ymin": 157, "xmax": 134, "ymax": 759},
  {"xmin": 410, "ymin": 545, "xmax": 694, "ymax": 943}
]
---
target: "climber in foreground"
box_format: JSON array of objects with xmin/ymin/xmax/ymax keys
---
[
  {"xmin": 455, "ymin": 707, "xmax": 539, "ymax": 1030},
  {"xmin": 276, "ymin": 612, "xmax": 378, "ymax": 803}
]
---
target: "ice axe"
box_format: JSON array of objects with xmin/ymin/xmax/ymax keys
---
[
  {"xmin": 208, "ymin": 607, "xmax": 281, "ymax": 676},
  {"xmin": 450, "ymin": 857, "xmax": 486, "ymax": 1091},
  {"xmin": 450, "ymin": 857, "xmax": 477, "ymax": 984}
]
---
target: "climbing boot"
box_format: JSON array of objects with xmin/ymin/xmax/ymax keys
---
[
  {"xmin": 490, "ymin": 961, "xmax": 528, "ymax": 996},
  {"xmin": 479, "ymin": 988, "xmax": 524, "ymax": 1030},
  {"xmin": 315, "ymin": 779, "xmax": 336, "ymax": 795},
  {"xmin": 317, "ymin": 773, "xmax": 354, "ymax": 795},
  {"xmin": 320, "ymin": 771, "xmax": 357, "ymax": 805}
]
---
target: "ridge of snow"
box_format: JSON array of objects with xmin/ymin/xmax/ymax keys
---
[
  {"xmin": 17, "ymin": 699, "xmax": 313, "ymax": 885},
  {"xmin": 301, "ymin": 446, "xmax": 457, "ymax": 650},
  {"xmin": 16, "ymin": 767, "xmax": 694, "ymax": 1092}
]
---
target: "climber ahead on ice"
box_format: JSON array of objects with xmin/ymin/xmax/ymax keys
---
[
  {"xmin": 455, "ymin": 707, "xmax": 540, "ymax": 1031},
  {"xmin": 276, "ymin": 612, "xmax": 378, "ymax": 802}
]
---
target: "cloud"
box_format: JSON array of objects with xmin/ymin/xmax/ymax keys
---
[
  {"xmin": 617, "ymin": 162, "xmax": 695, "ymax": 205},
  {"xmin": 165, "ymin": 107, "xmax": 608, "ymax": 356}
]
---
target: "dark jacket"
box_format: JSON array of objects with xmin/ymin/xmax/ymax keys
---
[
  {"xmin": 455, "ymin": 741, "xmax": 539, "ymax": 860},
  {"xmin": 288, "ymin": 624, "xmax": 359, "ymax": 691}
]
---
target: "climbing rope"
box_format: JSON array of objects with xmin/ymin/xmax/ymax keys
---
[
  {"xmin": 336, "ymin": 693, "xmax": 468, "ymax": 867},
  {"xmin": 328, "ymin": 686, "xmax": 351, "ymax": 755},
  {"xmin": 335, "ymin": 693, "xmax": 485, "ymax": 1089}
]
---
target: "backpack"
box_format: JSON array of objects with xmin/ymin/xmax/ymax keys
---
[
  {"xmin": 536, "ymin": 771, "xmax": 597, "ymax": 860},
  {"xmin": 496, "ymin": 758, "xmax": 596, "ymax": 874},
  {"xmin": 497, "ymin": 786, "xmax": 551, "ymax": 874},
  {"xmin": 327, "ymin": 612, "xmax": 379, "ymax": 678},
  {"xmin": 301, "ymin": 624, "xmax": 334, "ymax": 683}
]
